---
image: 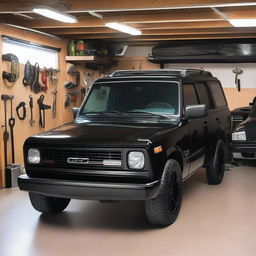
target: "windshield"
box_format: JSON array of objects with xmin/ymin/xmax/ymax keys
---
[
  {"xmin": 80, "ymin": 82, "xmax": 179, "ymax": 116},
  {"xmin": 249, "ymin": 97, "xmax": 256, "ymax": 117}
]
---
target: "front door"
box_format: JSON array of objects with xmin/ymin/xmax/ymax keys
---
[{"xmin": 183, "ymin": 83, "xmax": 205, "ymax": 173}]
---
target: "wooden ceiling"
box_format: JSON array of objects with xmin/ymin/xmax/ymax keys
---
[{"xmin": 1, "ymin": 0, "xmax": 256, "ymax": 45}]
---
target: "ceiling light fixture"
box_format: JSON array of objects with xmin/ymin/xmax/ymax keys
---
[
  {"xmin": 105, "ymin": 22, "xmax": 142, "ymax": 35},
  {"xmin": 229, "ymin": 19, "xmax": 256, "ymax": 27},
  {"xmin": 32, "ymin": 6, "xmax": 78, "ymax": 23}
]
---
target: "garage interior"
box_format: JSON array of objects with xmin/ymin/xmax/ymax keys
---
[{"xmin": 1, "ymin": 0, "xmax": 256, "ymax": 255}]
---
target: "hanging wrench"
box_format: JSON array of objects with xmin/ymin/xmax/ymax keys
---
[
  {"xmin": 29, "ymin": 96, "xmax": 35, "ymax": 126},
  {"xmin": 52, "ymin": 90, "xmax": 57, "ymax": 119},
  {"xmin": 8, "ymin": 96, "xmax": 15, "ymax": 163}
]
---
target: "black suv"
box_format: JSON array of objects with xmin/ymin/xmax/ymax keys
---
[
  {"xmin": 18, "ymin": 69, "xmax": 231, "ymax": 226},
  {"xmin": 232, "ymin": 97, "xmax": 256, "ymax": 160}
]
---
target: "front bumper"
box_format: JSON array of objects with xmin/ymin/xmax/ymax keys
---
[
  {"xmin": 18, "ymin": 174, "xmax": 160, "ymax": 200},
  {"xmin": 232, "ymin": 142, "xmax": 256, "ymax": 160}
]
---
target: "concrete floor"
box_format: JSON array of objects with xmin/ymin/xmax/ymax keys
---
[{"xmin": 1, "ymin": 165, "xmax": 256, "ymax": 256}]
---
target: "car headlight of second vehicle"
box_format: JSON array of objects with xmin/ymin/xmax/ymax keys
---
[{"xmin": 232, "ymin": 131, "xmax": 247, "ymax": 141}]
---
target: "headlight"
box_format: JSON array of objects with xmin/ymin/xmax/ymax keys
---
[
  {"xmin": 232, "ymin": 131, "xmax": 247, "ymax": 141},
  {"xmin": 128, "ymin": 151, "xmax": 145, "ymax": 169},
  {"xmin": 27, "ymin": 148, "xmax": 41, "ymax": 164}
]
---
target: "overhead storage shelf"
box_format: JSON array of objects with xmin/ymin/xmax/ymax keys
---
[{"xmin": 65, "ymin": 55, "xmax": 112, "ymax": 65}]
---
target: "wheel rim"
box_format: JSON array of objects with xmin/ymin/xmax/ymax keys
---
[{"xmin": 168, "ymin": 172, "xmax": 181, "ymax": 215}]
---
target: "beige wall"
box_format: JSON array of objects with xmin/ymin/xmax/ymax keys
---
[
  {"xmin": 223, "ymin": 88, "xmax": 256, "ymax": 110},
  {"xmin": 0, "ymin": 25, "xmax": 101, "ymax": 188}
]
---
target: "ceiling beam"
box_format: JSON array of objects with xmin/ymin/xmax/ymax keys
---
[
  {"xmin": 224, "ymin": 9, "xmax": 256, "ymax": 18},
  {"xmin": 1, "ymin": 0, "xmax": 256, "ymax": 13},
  {"xmin": 44, "ymin": 22, "xmax": 232, "ymax": 35},
  {"xmin": 5, "ymin": 10, "xmax": 222, "ymax": 28},
  {"xmin": 49, "ymin": 27, "xmax": 255, "ymax": 36},
  {"xmin": 5, "ymin": 8, "xmax": 256, "ymax": 29},
  {"xmin": 112, "ymin": 34, "xmax": 256, "ymax": 42},
  {"xmin": 64, "ymin": 0, "xmax": 256, "ymax": 12},
  {"xmin": 0, "ymin": 0, "xmax": 70, "ymax": 12},
  {"xmin": 136, "ymin": 21, "xmax": 232, "ymax": 30},
  {"xmin": 66, "ymin": 29, "xmax": 256, "ymax": 39}
]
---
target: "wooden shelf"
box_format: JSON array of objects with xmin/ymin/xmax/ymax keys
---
[{"xmin": 65, "ymin": 55, "xmax": 111, "ymax": 65}]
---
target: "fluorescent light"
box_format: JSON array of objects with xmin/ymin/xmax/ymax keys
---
[
  {"xmin": 105, "ymin": 22, "xmax": 141, "ymax": 35},
  {"xmin": 229, "ymin": 19, "xmax": 256, "ymax": 27},
  {"xmin": 33, "ymin": 6, "xmax": 78, "ymax": 23}
]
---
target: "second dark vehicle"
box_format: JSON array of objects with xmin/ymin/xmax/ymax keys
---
[
  {"xmin": 18, "ymin": 69, "xmax": 231, "ymax": 226},
  {"xmin": 232, "ymin": 97, "xmax": 256, "ymax": 161}
]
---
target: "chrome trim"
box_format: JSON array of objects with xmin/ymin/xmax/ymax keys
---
[{"xmin": 67, "ymin": 157, "xmax": 90, "ymax": 164}]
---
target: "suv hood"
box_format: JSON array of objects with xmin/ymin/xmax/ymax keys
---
[
  {"xmin": 236, "ymin": 116, "xmax": 256, "ymax": 130},
  {"xmin": 28, "ymin": 122, "xmax": 178, "ymax": 147},
  {"xmin": 236, "ymin": 116, "xmax": 256, "ymax": 141}
]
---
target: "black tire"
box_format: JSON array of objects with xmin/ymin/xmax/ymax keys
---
[
  {"xmin": 206, "ymin": 139, "xmax": 225, "ymax": 185},
  {"xmin": 145, "ymin": 159, "xmax": 182, "ymax": 226},
  {"xmin": 29, "ymin": 192, "xmax": 70, "ymax": 214}
]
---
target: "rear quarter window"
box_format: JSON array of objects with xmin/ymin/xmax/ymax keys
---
[{"xmin": 207, "ymin": 81, "xmax": 227, "ymax": 108}]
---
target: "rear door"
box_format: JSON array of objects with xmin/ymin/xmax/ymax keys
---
[
  {"xmin": 183, "ymin": 83, "xmax": 205, "ymax": 173},
  {"xmin": 207, "ymin": 81, "xmax": 230, "ymax": 130},
  {"xmin": 195, "ymin": 82, "xmax": 216, "ymax": 163},
  {"xmin": 207, "ymin": 81, "xmax": 231, "ymax": 158}
]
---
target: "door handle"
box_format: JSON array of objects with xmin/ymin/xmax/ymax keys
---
[{"xmin": 203, "ymin": 121, "xmax": 208, "ymax": 127}]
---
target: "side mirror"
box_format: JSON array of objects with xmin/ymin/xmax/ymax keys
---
[
  {"xmin": 185, "ymin": 104, "xmax": 206, "ymax": 119},
  {"xmin": 72, "ymin": 107, "xmax": 79, "ymax": 119}
]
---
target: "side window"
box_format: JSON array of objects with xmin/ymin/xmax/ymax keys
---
[
  {"xmin": 207, "ymin": 81, "xmax": 227, "ymax": 108},
  {"xmin": 183, "ymin": 83, "xmax": 199, "ymax": 106},
  {"xmin": 195, "ymin": 82, "xmax": 212, "ymax": 110}
]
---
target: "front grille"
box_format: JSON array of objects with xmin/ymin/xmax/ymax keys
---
[
  {"xmin": 246, "ymin": 124, "xmax": 256, "ymax": 141},
  {"xmin": 40, "ymin": 148, "xmax": 123, "ymax": 168}
]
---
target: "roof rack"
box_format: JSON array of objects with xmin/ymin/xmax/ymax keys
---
[{"xmin": 110, "ymin": 69, "xmax": 213, "ymax": 78}]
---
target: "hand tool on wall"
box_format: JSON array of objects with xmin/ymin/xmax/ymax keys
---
[
  {"xmin": 64, "ymin": 91, "xmax": 80, "ymax": 108},
  {"xmin": 37, "ymin": 95, "xmax": 51, "ymax": 128},
  {"xmin": 2, "ymin": 54, "xmax": 20, "ymax": 83},
  {"xmin": 67, "ymin": 65, "xmax": 80, "ymax": 87},
  {"xmin": 23, "ymin": 61, "xmax": 35, "ymax": 87},
  {"xmin": 233, "ymin": 68, "xmax": 243, "ymax": 92},
  {"xmin": 8, "ymin": 97, "xmax": 15, "ymax": 163},
  {"xmin": 41, "ymin": 67, "xmax": 48, "ymax": 92},
  {"xmin": 16, "ymin": 101, "xmax": 27, "ymax": 120},
  {"xmin": 1, "ymin": 94, "xmax": 14, "ymax": 168},
  {"xmin": 31, "ymin": 63, "xmax": 43, "ymax": 93},
  {"xmin": 48, "ymin": 68, "xmax": 58, "ymax": 84},
  {"xmin": 64, "ymin": 81, "xmax": 78, "ymax": 89},
  {"xmin": 29, "ymin": 96, "xmax": 35, "ymax": 126},
  {"xmin": 52, "ymin": 90, "xmax": 57, "ymax": 119},
  {"xmin": 64, "ymin": 94, "xmax": 71, "ymax": 108}
]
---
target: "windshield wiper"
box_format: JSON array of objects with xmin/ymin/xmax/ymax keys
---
[
  {"xmin": 125, "ymin": 111, "xmax": 167, "ymax": 118},
  {"xmin": 83, "ymin": 110, "xmax": 167, "ymax": 118},
  {"xmin": 82, "ymin": 111, "xmax": 126, "ymax": 116},
  {"xmin": 102, "ymin": 110, "xmax": 126, "ymax": 115},
  {"xmin": 83, "ymin": 111, "xmax": 103, "ymax": 115}
]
